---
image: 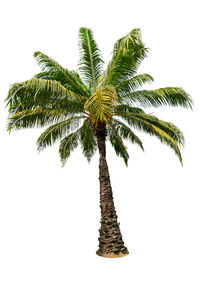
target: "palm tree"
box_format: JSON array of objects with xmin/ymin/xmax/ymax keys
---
[{"xmin": 5, "ymin": 28, "xmax": 192, "ymax": 258}]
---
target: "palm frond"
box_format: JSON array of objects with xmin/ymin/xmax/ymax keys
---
[
  {"xmin": 5, "ymin": 78, "xmax": 85, "ymax": 114},
  {"xmin": 37, "ymin": 116, "xmax": 85, "ymax": 151},
  {"xmin": 114, "ymin": 104, "xmax": 145, "ymax": 114},
  {"xmin": 79, "ymin": 119, "xmax": 97, "ymax": 161},
  {"xmin": 84, "ymin": 85, "xmax": 117, "ymax": 124},
  {"xmin": 116, "ymin": 73, "xmax": 154, "ymax": 97},
  {"xmin": 102, "ymin": 28, "xmax": 148, "ymax": 87},
  {"xmin": 78, "ymin": 27, "xmax": 104, "ymax": 91},
  {"xmin": 121, "ymin": 87, "xmax": 193, "ymax": 109},
  {"xmin": 59, "ymin": 126, "xmax": 83, "ymax": 166},
  {"xmin": 7, "ymin": 108, "xmax": 84, "ymax": 132},
  {"xmin": 119, "ymin": 112, "xmax": 183, "ymax": 163},
  {"xmin": 34, "ymin": 51, "xmax": 89, "ymax": 97},
  {"xmin": 107, "ymin": 124, "xmax": 129, "ymax": 165},
  {"xmin": 130, "ymin": 113, "xmax": 185, "ymax": 146},
  {"xmin": 110, "ymin": 119, "xmax": 144, "ymax": 150},
  {"xmin": 34, "ymin": 70, "xmax": 69, "ymax": 86},
  {"xmin": 69, "ymin": 70, "xmax": 91, "ymax": 96}
]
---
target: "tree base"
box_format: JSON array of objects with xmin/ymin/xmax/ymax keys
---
[{"xmin": 96, "ymin": 249, "xmax": 129, "ymax": 258}]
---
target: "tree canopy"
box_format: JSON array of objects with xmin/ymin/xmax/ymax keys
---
[{"xmin": 5, "ymin": 27, "xmax": 192, "ymax": 166}]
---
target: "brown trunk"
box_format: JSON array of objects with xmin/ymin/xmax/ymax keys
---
[{"xmin": 95, "ymin": 121, "xmax": 129, "ymax": 258}]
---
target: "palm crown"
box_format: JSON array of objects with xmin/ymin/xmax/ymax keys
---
[{"xmin": 6, "ymin": 27, "xmax": 192, "ymax": 166}]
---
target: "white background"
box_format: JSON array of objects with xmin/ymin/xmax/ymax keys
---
[{"xmin": 0, "ymin": 0, "xmax": 199, "ymax": 299}]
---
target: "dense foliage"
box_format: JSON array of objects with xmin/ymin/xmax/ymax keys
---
[{"xmin": 6, "ymin": 28, "xmax": 192, "ymax": 165}]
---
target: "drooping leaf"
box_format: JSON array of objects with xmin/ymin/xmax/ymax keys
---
[
  {"xmin": 110, "ymin": 119, "xmax": 144, "ymax": 150},
  {"xmin": 79, "ymin": 119, "xmax": 97, "ymax": 161},
  {"xmin": 37, "ymin": 116, "xmax": 85, "ymax": 151},
  {"xmin": 59, "ymin": 126, "xmax": 83, "ymax": 166},
  {"xmin": 119, "ymin": 111, "xmax": 183, "ymax": 163},
  {"xmin": 107, "ymin": 123, "xmax": 129, "ymax": 165}
]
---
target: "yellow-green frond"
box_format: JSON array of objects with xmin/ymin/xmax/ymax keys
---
[{"xmin": 84, "ymin": 85, "xmax": 117, "ymax": 125}]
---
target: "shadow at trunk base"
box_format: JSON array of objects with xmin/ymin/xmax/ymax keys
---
[{"xmin": 96, "ymin": 247, "xmax": 129, "ymax": 258}]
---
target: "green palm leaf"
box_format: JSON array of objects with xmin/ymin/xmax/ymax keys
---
[
  {"xmin": 116, "ymin": 73, "xmax": 154, "ymax": 96},
  {"xmin": 114, "ymin": 104, "xmax": 145, "ymax": 114},
  {"xmin": 79, "ymin": 119, "xmax": 97, "ymax": 161},
  {"xmin": 59, "ymin": 125, "xmax": 83, "ymax": 166},
  {"xmin": 121, "ymin": 87, "xmax": 192, "ymax": 108},
  {"xmin": 110, "ymin": 119, "xmax": 144, "ymax": 150},
  {"xmin": 102, "ymin": 28, "xmax": 148, "ymax": 87},
  {"xmin": 34, "ymin": 51, "xmax": 89, "ymax": 97},
  {"xmin": 107, "ymin": 123, "xmax": 129, "ymax": 165},
  {"xmin": 5, "ymin": 78, "xmax": 86, "ymax": 114},
  {"xmin": 78, "ymin": 27, "xmax": 104, "ymax": 92},
  {"xmin": 34, "ymin": 70, "xmax": 70, "ymax": 86},
  {"xmin": 118, "ymin": 111, "xmax": 183, "ymax": 163},
  {"xmin": 7, "ymin": 108, "xmax": 85, "ymax": 132},
  {"xmin": 130, "ymin": 113, "xmax": 185, "ymax": 146},
  {"xmin": 37, "ymin": 116, "xmax": 85, "ymax": 151}
]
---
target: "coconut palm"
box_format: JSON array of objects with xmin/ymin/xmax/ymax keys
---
[{"xmin": 5, "ymin": 27, "xmax": 192, "ymax": 258}]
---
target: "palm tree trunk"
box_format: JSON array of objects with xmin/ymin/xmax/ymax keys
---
[{"xmin": 95, "ymin": 122, "xmax": 129, "ymax": 258}]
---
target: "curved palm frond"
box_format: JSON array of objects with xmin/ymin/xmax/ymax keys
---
[
  {"xmin": 59, "ymin": 125, "xmax": 84, "ymax": 166},
  {"xmin": 102, "ymin": 28, "xmax": 148, "ymax": 87},
  {"xmin": 121, "ymin": 87, "xmax": 192, "ymax": 109},
  {"xmin": 118, "ymin": 111, "xmax": 183, "ymax": 164},
  {"xmin": 107, "ymin": 123, "xmax": 129, "ymax": 165},
  {"xmin": 5, "ymin": 78, "xmax": 86, "ymax": 114},
  {"xmin": 84, "ymin": 85, "xmax": 117, "ymax": 124},
  {"xmin": 78, "ymin": 27, "xmax": 104, "ymax": 92},
  {"xmin": 110, "ymin": 119, "xmax": 144, "ymax": 150},
  {"xmin": 37, "ymin": 116, "xmax": 85, "ymax": 151},
  {"xmin": 116, "ymin": 73, "xmax": 154, "ymax": 97},
  {"xmin": 130, "ymin": 113, "xmax": 185, "ymax": 146},
  {"xmin": 34, "ymin": 51, "xmax": 89, "ymax": 97},
  {"xmin": 7, "ymin": 107, "xmax": 85, "ymax": 132},
  {"xmin": 79, "ymin": 119, "xmax": 97, "ymax": 161}
]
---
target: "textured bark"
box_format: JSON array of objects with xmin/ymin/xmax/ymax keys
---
[{"xmin": 95, "ymin": 121, "xmax": 129, "ymax": 257}]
